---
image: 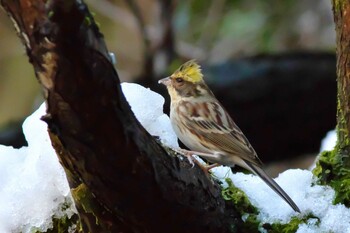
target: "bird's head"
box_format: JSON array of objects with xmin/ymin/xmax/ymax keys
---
[{"xmin": 159, "ymin": 60, "xmax": 211, "ymax": 100}]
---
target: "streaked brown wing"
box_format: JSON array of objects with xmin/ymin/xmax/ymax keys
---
[{"xmin": 182, "ymin": 101, "xmax": 262, "ymax": 166}]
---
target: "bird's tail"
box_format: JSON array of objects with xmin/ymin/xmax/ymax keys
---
[{"xmin": 244, "ymin": 160, "xmax": 300, "ymax": 212}]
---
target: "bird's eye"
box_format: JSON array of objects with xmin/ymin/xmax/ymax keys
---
[{"xmin": 175, "ymin": 78, "xmax": 184, "ymax": 83}]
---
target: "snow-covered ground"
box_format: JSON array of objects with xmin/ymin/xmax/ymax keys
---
[{"xmin": 0, "ymin": 83, "xmax": 347, "ymax": 232}]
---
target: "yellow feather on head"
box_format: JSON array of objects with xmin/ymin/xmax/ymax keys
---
[{"xmin": 172, "ymin": 60, "xmax": 203, "ymax": 83}]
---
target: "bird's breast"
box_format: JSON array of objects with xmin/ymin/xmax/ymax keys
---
[{"xmin": 170, "ymin": 104, "xmax": 212, "ymax": 153}]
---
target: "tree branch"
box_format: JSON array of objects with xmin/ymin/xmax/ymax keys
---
[{"xmin": 0, "ymin": 0, "xmax": 241, "ymax": 232}]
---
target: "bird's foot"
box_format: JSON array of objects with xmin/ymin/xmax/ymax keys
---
[
  {"xmin": 174, "ymin": 148, "xmax": 220, "ymax": 174},
  {"xmin": 174, "ymin": 148, "xmax": 199, "ymax": 168}
]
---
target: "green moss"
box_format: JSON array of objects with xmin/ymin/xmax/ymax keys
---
[
  {"xmin": 333, "ymin": 0, "xmax": 346, "ymax": 13},
  {"xmin": 263, "ymin": 215, "xmax": 319, "ymax": 233},
  {"xmin": 45, "ymin": 214, "xmax": 81, "ymax": 233},
  {"xmin": 221, "ymin": 178, "xmax": 259, "ymax": 232},
  {"xmin": 222, "ymin": 178, "xmax": 321, "ymax": 232},
  {"xmin": 33, "ymin": 198, "xmax": 80, "ymax": 233},
  {"xmin": 222, "ymin": 178, "xmax": 257, "ymax": 214},
  {"xmin": 313, "ymin": 149, "xmax": 350, "ymax": 207},
  {"xmin": 71, "ymin": 183, "xmax": 95, "ymax": 216},
  {"xmin": 242, "ymin": 215, "xmax": 260, "ymax": 233},
  {"xmin": 83, "ymin": 16, "xmax": 92, "ymax": 27},
  {"xmin": 312, "ymin": 150, "xmax": 336, "ymax": 183}
]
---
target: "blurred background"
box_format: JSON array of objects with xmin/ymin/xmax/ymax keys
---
[{"xmin": 0, "ymin": 0, "xmax": 336, "ymax": 175}]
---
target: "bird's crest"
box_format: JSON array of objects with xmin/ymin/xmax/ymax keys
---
[{"xmin": 173, "ymin": 60, "xmax": 203, "ymax": 83}]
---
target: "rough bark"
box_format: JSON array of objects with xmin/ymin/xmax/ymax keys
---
[
  {"xmin": 333, "ymin": 0, "xmax": 350, "ymax": 161},
  {"xmin": 0, "ymin": 0, "xmax": 241, "ymax": 232},
  {"xmin": 313, "ymin": 0, "xmax": 350, "ymax": 207}
]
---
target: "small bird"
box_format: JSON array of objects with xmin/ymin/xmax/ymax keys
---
[{"xmin": 159, "ymin": 60, "xmax": 300, "ymax": 212}]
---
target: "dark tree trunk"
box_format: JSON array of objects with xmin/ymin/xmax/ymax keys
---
[
  {"xmin": 313, "ymin": 0, "xmax": 350, "ymax": 207},
  {"xmin": 333, "ymin": 1, "xmax": 350, "ymax": 162},
  {"xmin": 0, "ymin": 0, "xmax": 241, "ymax": 232}
]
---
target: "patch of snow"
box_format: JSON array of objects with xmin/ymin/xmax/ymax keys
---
[
  {"xmin": 320, "ymin": 130, "xmax": 336, "ymax": 152},
  {"xmin": 0, "ymin": 103, "xmax": 76, "ymax": 233},
  {"xmin": 121, "ymin": 82, "xmax": 179, "ymax": 148},
  {"xmin": 212, "ymin": 166, "xmax": 350, "ymax": 233}
]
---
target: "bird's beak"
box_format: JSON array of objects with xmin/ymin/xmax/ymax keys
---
[{"xmin": 158, "ymin": 77, "xmax": 171, "ymax": 86}]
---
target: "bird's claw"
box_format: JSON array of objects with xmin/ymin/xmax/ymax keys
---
[
  {"xmin": 173, "ymin": 148, "xmax": 197, "ymax": 168},
  {"xmin": 186, "ymin": 155, "xmax": 196, "ymax": 168},
  {"xmin": 174, "ymin": 149, "xmax": 195, "ymax": 168}
]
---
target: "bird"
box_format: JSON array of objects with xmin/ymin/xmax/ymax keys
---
[{"xmin": 158, "ymin": 60, "xmax": 300, "ymax": 212}]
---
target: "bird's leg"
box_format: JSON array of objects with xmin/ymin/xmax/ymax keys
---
[
  {"xmin": 174, "ymin": 148, "xmax": 220, "ymax": 172},
  {"xmin": 205, "ymin": 163, "xmax": 221, "ymax": 170}
]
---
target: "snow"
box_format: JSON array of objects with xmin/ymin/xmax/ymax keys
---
[
  {"xmin": 212, "ymin": 165, "xmax": 350, "ymax": 233},
  {"xmin": 320, "ymin": 130, "xmax": 337, "ymax": 152},
  {"xmin": 121, "ymin": 82, "xmax": 179, "ymax": 148},
  {"xmin": 204, "ymin": 119, "xmax": 349, "ymax": 232},
  {"xmin": 0, "ymin": 103, "xmax": 76, "ymax": 233},
  {"xmin": 0, "ymin": 83, "xmax": 349, "ymax": 233},
  {"xmin": 0, "ymin": 83, "xmax": 178, "ymax": 232}
]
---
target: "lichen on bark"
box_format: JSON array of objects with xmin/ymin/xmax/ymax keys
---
[{"xmin": 313, "ymin": 0, "xmax": 350, "ymax": 208}]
